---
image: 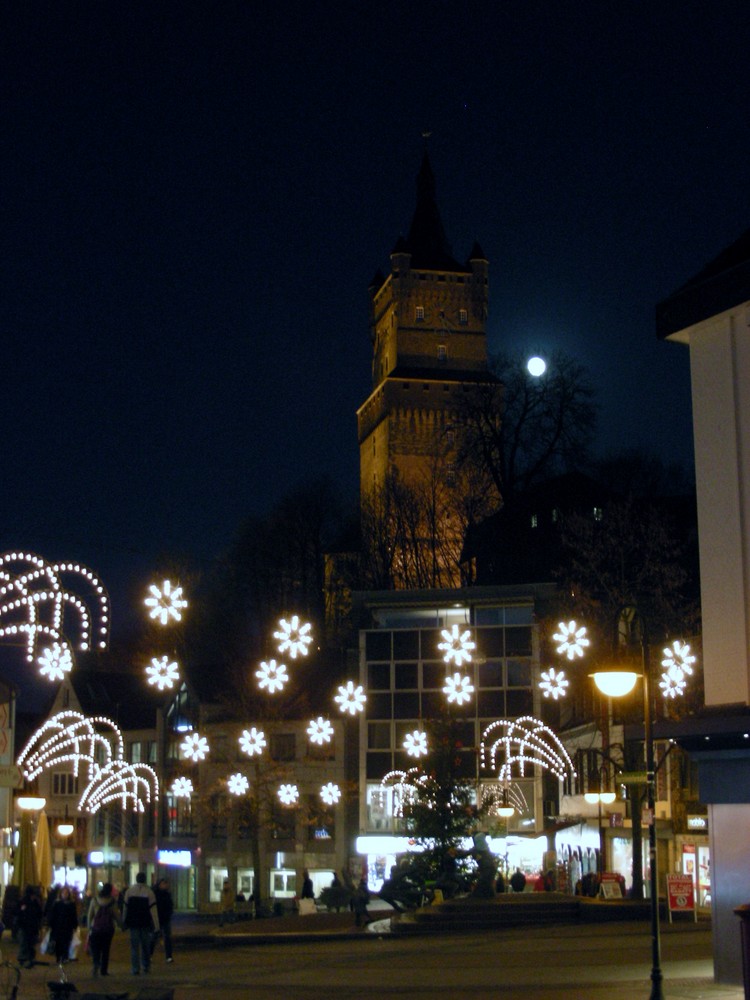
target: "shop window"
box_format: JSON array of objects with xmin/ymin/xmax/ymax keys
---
[
  {"xmin": 507, "ymin": 659, "xmax": 532, "ymax": 686},
  {"xmin": 368, "ymin": 722, "xmax": 391, "ymax": 750}
]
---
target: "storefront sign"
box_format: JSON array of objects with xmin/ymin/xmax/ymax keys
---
[
  {"xmin": 687, "ymin": 814, "xmax": 708, "ymax": 830},
  {"xmin": 0, "ymin": 765, "xmax": 23, "ymax": 788},
  {"xmin": 666, "ymin": 873, "xmax": 696, "ymax": 922},
  {"xmin": 88, "ymin": 850, "xmax": 122, "ymax": 865},
  {"xmin": 158, "ymin": 849, "xmax": 192, "ymax": 867}
]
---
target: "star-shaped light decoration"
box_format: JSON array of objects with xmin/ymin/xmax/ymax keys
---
[
  {"xmin": 256, "ymin": 659, "xmax": 289, "ymax": 694},
  {"xmin": 442, "ymin": 672, "xmax": 474, "ymax": 705},
  {"xmin": 180, "ymin": 732, "xmax": 209, "ymax": 762},
  {"xmin": 552, "ymin": 620, "xmax": 590, "ymax": 660},
  {"xmin": 37, "ymin": 642, "xmax": 74, "ymax": 682},
  {"xmin": 438, "ymin": 625, "xmax": 475, "ymax": 666},
  {"xmin": 144, "ymin": 579, "xmax": 188, "ymax": 625},
  {"xmin": 403, "ymin": 730, "xmax": 428, "ymax": 758},
  {"xmin": 320, "ymin": 782, "xmax": 341, "ymax": 805},
  {"xmin": 273, "ymin": 615, "xmax": 313, "ymax": 659},
  {"xmin": 227, "ymin": 772, "xmax": 250, "ymax": 796},
  {"xmin": 239, "ymin": 727, "xmax": 266, "ymax": 756},
  {"xmin": 659, "ymin": 667, "xmax": 687, "ymax": 699},
  {"xmin": 539, "ymin": 666, "xmax": 570, "ymax": 700},
  {"xmin": 661, "ymin": 641, "xmax": 696, "ymax": 678},
  {"xmin": 659, "ymin": 640, "xmax": 696, "ymax": 699},
  {"xmin": 171, "ymin": 776, "xmax": 193, "ymax": 798},
  {"xmin": 145, "ymin": 655, "xmax": 180, "ymax": 691},
  {"xmin": 307, "ymin": 717, "xmax": 334, "ymax": 745},
  {"xmin": 278, "ymin": 783, "xmax": 299, "ymax": 806},
  {"xmin": 334, "ymin": 680, "xmax": 366, "ymax": 716}
]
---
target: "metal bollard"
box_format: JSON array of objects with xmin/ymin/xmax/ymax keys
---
[{"xmin": 734, "ymin": 904, "xmax": 750, "ymax": 1000}]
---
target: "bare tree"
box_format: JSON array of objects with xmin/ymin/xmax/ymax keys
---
[{"xmin": 457, "ymin": 349, "xmax": 598, "ymax": 503}]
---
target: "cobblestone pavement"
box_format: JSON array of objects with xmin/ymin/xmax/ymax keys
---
[{"xmin": 8, "ymin": 918, "xmax": 747, "ymax": 1000}]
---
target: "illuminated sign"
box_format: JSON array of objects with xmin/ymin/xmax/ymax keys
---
[
  {"xmin": 687, "ymin": 815, "xmax": 708, "ymax": 830},
  {"xmin": 158, "ymin": 849, "xmax": 192, "ymax": 867},
  {"xmin": 87, "ymin": 851, "xmax": 122, "ymax": 865}
]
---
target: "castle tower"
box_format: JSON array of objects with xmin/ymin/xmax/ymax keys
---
[{"xmin": 357, "ymin": 153, "xmax": 494, "ymax": 498}]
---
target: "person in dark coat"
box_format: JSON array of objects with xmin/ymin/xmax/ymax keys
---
[
  {"xmin": 510, "ymin": 868, "xmax": 527, "ymax": 893},
  {"xmin": 300, "ymin": 870, "xmax": 314, "ymax": 900},
  {"xmin": 87, "ymin": 882, "xmax": 120, "ymax": 977},
  {"xmin": 15, "ymin": 885, "xmax": 43, "ymax": 969},
  {"xmin": 48, "ymin": 885, "xmax": 79, "ymax": 966},
  {"xmin": 151, "ymin": 878, "xmax": 174, "ymax": 963}
]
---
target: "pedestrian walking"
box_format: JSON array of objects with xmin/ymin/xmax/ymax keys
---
[
  {"xmin": 151, "ymin": 877, "xmax": 174, "ymax": 963},
  {"xmin": 122, "ymin": 872, "xmax": 159, "ymax": 975},
  {"xmin": 87, "ymin": 882, "xmax": 120, "ymax": 978},
  {"xmin": 48, "ymin": 885, "xmax": 79, "ymax": 966},
  {"xmin": 15, "ymin": 885, "xmax": 43, "ymax": 969},
  {"xmin": 219, "ymin": 879, "xmax": 235, "ymax": 927},
  {"xmin": 353, "ymin": 877, "xmax": 371, "ymax": 928}
]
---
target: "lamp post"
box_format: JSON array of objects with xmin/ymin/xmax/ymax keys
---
[
  {"xmin": 57, "ymin": 807, "xmax": 74, "ymax": 886},
  {"xmin": 591, "ymin": 627, "xmax": 663, "ymax": 1000}
]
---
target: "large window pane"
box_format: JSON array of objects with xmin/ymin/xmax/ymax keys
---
[
  {"xmin": 393, "ymin": 692, "xmax": 420, "ymax": 718},
  {"xmin": 368, "ymin": 663, "xmax": 391, "ymax": 690},
  {"xmin": 505, "ymin": 627, "xmax": 532, "ymax": 655},
  {"xmin": 393, "ymin": 631, "xmax": 419, "ymax": 659},
  {"xmin": 507, "ymin": 659, "xmax": 532, "ymax": 686},
  {"xmin": 394, "ymin": 663, "xmax": 418, "ymax": 689},
  {"xmin": 366, "ymin": 632, "xmax": 391, "ymax": 660}
]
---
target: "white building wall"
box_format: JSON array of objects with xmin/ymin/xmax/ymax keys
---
[{"xmin": 675, "ymin": 303, "xmax": 750, "ymax": 705}]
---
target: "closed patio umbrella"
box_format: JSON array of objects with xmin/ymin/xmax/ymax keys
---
[
  {"xmin": 11, "ymin": 811, "xmax": 39, "ymax": 890},
  {"xmin": 34, "ymin": 810, "xmax": 53, "ymax": 894}
]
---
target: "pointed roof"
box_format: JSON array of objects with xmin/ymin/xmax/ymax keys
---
[
  {"xmin": 402, "ymin": 153, "xmax": 469, "ymax": 272},
  {"xmin": 656, "ymin": 226, "xmax": 750, "ymax": 338}
]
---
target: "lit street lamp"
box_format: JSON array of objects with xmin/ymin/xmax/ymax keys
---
[
  {"xmin": 591, "ymin": 622, "xmax": 663, "ymax": 1000},
  {"xmin": 57, "ymin": 808, "xmax": 75, "ymax": 886}
]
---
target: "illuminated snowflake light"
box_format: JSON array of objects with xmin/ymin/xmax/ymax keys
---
[
  {"xmin": 144, "ymin": 579, "xmax": 188, "ymax": 625},
  {"xmin": 227, "ymin": 772, "xmax": 249, "ymax": 796},
  {"xmin": 661, "ymin": 640, "xmax": 696, "ymax": 677},
  {"xmin": 145, "ymin": 655, "xmax": 180, "ymax": 691},
  {"xmin": 307, "ymin": 717, "xmax": 334, "ymax": 745},
  {"xmin": 403, "ymin": 730, "xmax": 428, "ymax": 758},
  {"xmin": 278, "ymin": 783, "xmax": 299, "ymax": 806},
  {"xmin": 334, "ymin": 680, "xmax": 366, "ymax": 716},
  {"xmin": 256, "ymin": 659, "xmax": 289, "ymax": 693},
  {"xmin": 320, "ymin": 782, "xmax": 341, "ymax": 805},
  {"xmin": 171, "ymin": 776, "xmax": 193, "ymax": 798},
  {"xmin": 553, "ymin": 620, "xmax": 590, "ymax": 660},
  {"xmin": 37, "ymin": 642, "xmax": 74, "ymax": 682},
  {"xmin": 273, "ymin": 615, "xmax": 313, "ymax": 659},
  {"xmin": 239, "ymin": 727, "xmax": 266, "ymax": 756},
  {"xmin": 438, "ymin": 625, "xmax": 475, "ymax": 666},
  {"xmin": 180, "ymin": 732, "xmax": 209, "ymax": 762},
  {"xmin": 0, "ymin": 551, "xmax": 109, "ymax": 662},
  {"xmin": 659, "ymin": 666, "xmax": 687, "ymax": 699},
  {"xmin": 539, "ymin": 666, "xmax": 569, "ymax": 700},
  {"xmin": 442, "ymin": 672, "xmax": 474, "ymax": 705}
]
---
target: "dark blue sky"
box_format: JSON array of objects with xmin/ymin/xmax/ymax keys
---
[{"xmin": 2, "ymin": 1, "xmax": 749, "ymax": 627}]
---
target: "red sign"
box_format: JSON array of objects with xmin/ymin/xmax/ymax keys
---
[{"xmin": 667, "ymin": 873, "xmax": 695, "ymax": 911}]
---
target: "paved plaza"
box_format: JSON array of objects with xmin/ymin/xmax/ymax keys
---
[{"xmin": 6, "ymin": 915, "xmax": 748, "ymax": 1000}]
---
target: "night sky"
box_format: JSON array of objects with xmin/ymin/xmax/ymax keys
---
[{"xmin": 3, "ymin": 1, "xmax": 750, "ymax": 629}]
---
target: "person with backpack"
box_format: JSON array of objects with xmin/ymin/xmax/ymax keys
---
[
  {"xmin": 122, "ymin": 872, "xmax": 159, "ymax": 975},
  {"xmin": 86, "ymin": 882, "xmax": 121, "ymax": 977}
]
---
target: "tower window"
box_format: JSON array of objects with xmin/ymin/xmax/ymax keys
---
[
  {"xmin": 437, "ymin": 345, "xmax": 447, "ymax": 362},
  {"xmin": 459, "ymin": 309, "xmax": 468, "ymax": 325},
  {"xmin": 593, "ymin": 507, "xmax": 603, "ymax": 521},
  {"xmin": 415, "ymin": 306, "xmax": 425, "ymax": 321},
  {"xmin": 530, "ymin": 514, "xmax": 538, "ymax": 528}
]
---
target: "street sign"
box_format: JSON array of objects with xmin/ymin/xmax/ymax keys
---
[
  {"xmin": 619, "ymin": 771, "xmax": 648, "ymax": 784},
  {"xmin": 667, "ymin": 873, "xmax": 697, "ymax": 922},
  {"xmin": 0, "ymin": 765, "xmax": 23, "ymax": 788}
]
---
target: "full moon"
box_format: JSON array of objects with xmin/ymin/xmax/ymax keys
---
[{"xmin": 527, "ymin": 356, "xmax": 547, "ymax": 377}]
